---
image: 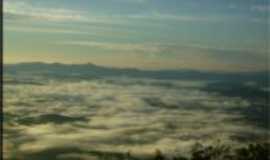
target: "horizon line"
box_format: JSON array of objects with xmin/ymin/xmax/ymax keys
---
[{"xmin": 3, "ymin": 61, "xmax": 269, "ymax": 74}]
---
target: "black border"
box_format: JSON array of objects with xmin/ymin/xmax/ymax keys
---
[{"xmin": 0, "ymin": 0, "xmax": 3, "ymax": 159}]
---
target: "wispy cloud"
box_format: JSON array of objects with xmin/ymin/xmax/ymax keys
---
[
  {"xmin": 117, "ymin": 0, "xmax": 150, "ymax": 3},
  {"xmin": 124, "ymin": 12, "xmax": 219, "ymax": 22},
  {"xmin": 251, "ymin": 5, "xmax": 270, "ymax": 12},
  {"xmin": 4, "ymin": 26, "xmax": 94, "ymax": 35},
  {"xmin": 55, "ymin": 40, "xmax": 268, "ymax": 71},
  {"xmin": 4, "ymin": 1, "xmax": 88, "ymax": 22},
  {"xmin": 57, "ymin": 41, "xmax": 163, "ymax": 53},
  {"xmin": 3, "ymin": 1, "xmax": 220, "ymax": 23},
  {"xmin": 59, "ymin": 40, "xmax": 267, "ymax": 56},
  {"xmin": 5, "ymin": 0, "xmax": 266, "ymax": 25}
]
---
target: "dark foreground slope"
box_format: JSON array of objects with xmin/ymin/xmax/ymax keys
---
[{"xmin": 7, "ymin": 143, "xmax": 270, "ymax": 160}]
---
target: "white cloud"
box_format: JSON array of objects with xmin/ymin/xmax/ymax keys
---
[{"xmin": 4, "ymin": 75, "xmax": 269, "ymax": 159}]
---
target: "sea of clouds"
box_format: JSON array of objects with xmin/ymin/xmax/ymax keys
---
[{"xmin": 3, "ymin": 72, "xmax": 269, "ymax": 160}]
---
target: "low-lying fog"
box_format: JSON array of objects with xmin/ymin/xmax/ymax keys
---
[{"xmin": 3, "ymin": 63, "xmax": 269, "ymax": 160}]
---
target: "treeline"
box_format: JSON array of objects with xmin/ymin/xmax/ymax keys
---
[
  {"xmin": 6, "ymin": 142, "xmax": 270, "ymax": 160},
  {"xmin": 121, "ymin": 143, "xmax": 269, "ymax": 160}
]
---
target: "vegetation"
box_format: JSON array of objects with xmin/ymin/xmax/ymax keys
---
[
  {"xmin": 6, "ymin": 142, "xmax": 269, "ymax": 160},
  {"xmin": 126, "ymin": 143, "xmax": 270, "ymax": 160}
]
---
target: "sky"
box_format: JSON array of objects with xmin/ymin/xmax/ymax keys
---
[{"xmin": 3, "ymin": 0, "xmax": 270, "ymax": 71}]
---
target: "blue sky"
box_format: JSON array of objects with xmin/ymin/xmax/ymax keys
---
[{"xmin": 3, "ymin": 0, "xmax": 269, "ymax": 71}]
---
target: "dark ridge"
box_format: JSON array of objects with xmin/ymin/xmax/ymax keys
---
[
  {"xmin": 17, "ymin": 114, "xmax": 88, "ymax": 125},
  {"xmin": 3, "ymin": 79, "xmax": 44, "ymax": 86},
  {"xmin": 202, "ymin": 81, "xmax": 269, "ymax": 100},
  {"xmin": 143, "ymin": 97, "xmax": 179, "ymax": 110},
  {"xmin": 3, "ymin": 62, "xmax": 269, "ymax": 81}
]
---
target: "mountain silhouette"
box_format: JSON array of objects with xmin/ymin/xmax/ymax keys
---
[{"xmin": 4, "ymin": 62, "xmax": 268, "ymax": 82}]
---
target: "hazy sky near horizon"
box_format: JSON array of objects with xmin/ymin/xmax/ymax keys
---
[{"xmin": 3, "ymin": 0, "xmax": 269, "ymax": 71}]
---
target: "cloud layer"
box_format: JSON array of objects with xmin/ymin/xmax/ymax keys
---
[{"xmin": 4, "ymin": 67, "xmax": 269, "ymax": 159}]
